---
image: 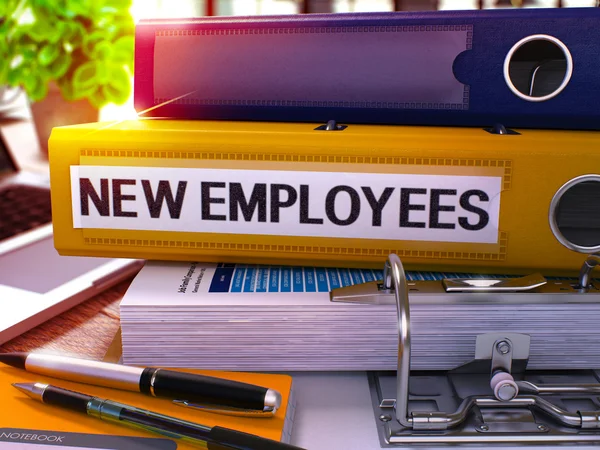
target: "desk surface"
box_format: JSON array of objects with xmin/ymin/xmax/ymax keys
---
[{"xmin": 0, "ymin": 280, "xmax": 130, "ymax": 359}]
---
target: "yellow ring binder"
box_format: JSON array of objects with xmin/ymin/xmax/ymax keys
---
[{"xmin": 48, "ymin": 119, "xmax": 600, "ymax": 274}]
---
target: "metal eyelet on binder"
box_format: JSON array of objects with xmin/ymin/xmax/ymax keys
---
[
  {"xmin": 484, "ymin": 123, "xmax": 520, "ymax": 135},
  {"xmin": 331, "ymin": 253, "xmax": 600, "ymax": 446},
  {"xmin": 314, "ymin": 120, "xmax": 347, "ymax": 131}
]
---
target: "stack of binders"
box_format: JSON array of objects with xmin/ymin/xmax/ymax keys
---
[{"xmin": 48, "ymin": 8, "xmax": 600, "ymax": 372}]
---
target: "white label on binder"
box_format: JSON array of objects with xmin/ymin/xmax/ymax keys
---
[{"xmin": 70, "ymin": 165, "xmax": 502, "ymax": 244}]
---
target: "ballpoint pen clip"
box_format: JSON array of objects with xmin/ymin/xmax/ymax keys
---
[{"xmin": 172, "ymin": 399, "xmax": 276, "ymax": 418}]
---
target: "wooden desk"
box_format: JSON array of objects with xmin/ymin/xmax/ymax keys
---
[{"xmin": 0, "ymin": 280, "xmax": 132, "ymax": 359}]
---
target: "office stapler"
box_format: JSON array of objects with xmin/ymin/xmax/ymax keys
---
[{"xmin": 331, "ymin": 253, "xmax": 600, "ymax": 446}]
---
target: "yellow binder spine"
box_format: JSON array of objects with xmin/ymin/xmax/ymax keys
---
[{"xmin": 48, "ymin": 119, "xmax": 600, "ymax": 275}]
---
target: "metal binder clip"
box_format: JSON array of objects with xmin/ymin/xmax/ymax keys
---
[
  {"xmin": 332, "ymin": 254, "xmax": 600, "ymax": 446},
  {"xmin": 172, "ymin": 399, "xmax": 276, "ymax": 418}
]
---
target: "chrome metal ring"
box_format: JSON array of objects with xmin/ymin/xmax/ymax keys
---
[
  {"xmin": 503, "ymin": 34, "xmax": 573, "ymax": 102},
  {"xmin": 149, "ymin": 368, "xmax": 161, "ymax": 397},
  {"xmin": 548, "ymin": 174, "xmax": 600, "ymax": 254},
  {"xmin": 381, "ymin": 253, "xmax": 593, "ymax": 432},
  {"xmin": 383, "ymin": 253, "xmax": 412, "ymax": 428}
]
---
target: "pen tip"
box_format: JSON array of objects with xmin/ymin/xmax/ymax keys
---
[
  {"xmin": 12, "ymin": 383, "xmax": 34, "ymax": 395},
  {"xmin": 12, "ymin": 382, "xmax": 46, "ymax": 401},
  {"xmin": 0, "ymin": 352, "xmax": 28, "ymax": 369}
]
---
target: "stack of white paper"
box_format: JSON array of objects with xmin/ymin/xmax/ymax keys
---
[{"xmin": 120, "ymin": 261, "xmax": 600, "ymax": 371}]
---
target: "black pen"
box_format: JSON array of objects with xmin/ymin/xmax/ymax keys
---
[
  {"xmin": 0, "ymin": 353, "xmax": 280, "ymax": 416},
  {"xmin": 13, "ymin": 382, "xmax": 305, "ymax": 450}
]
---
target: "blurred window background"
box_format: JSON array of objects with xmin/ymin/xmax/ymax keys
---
[{"xmin": 131, "ymin": 0, "xmax": 598, "ymax": 20}]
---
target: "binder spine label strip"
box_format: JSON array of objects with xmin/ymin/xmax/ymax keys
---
[
  {"xmin": 152, "ymin": 25, "xmax": 472, "ymax": 110},
  {"xmin": 70, "ymin": 165, "xmax": 502, "ymax": 244},
  {"xmin": 155, "ymin": 25, "xmax": 473, "ymax": 37}
]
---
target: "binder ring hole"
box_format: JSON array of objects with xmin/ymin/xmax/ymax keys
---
[
  {"xmin": 549, "ymin": 175, "xmax": 600, "ymax": 253},
  {"xmin": 504, "ymin": 35, "xmax": 572, "ymax": 102}
]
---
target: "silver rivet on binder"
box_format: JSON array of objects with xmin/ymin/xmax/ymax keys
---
[
  {"xmin": 314, "ymin": 120, "xmax": 347, "ymax": 131},
  {"xmin": 496, "ymin": 340, "xmax": 511, "ymax": 354},
  {"xmin": 331, "ymin": 253, "xmax": 600, "ymax": 445},
  {"xmin": 484, "ymin": 123, "xmax": 520, "ymax": 135}
]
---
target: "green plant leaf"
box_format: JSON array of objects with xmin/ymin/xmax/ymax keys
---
[
  {"xmin": 72, "ymin": 81, "xmax": 97, "ymax": 100},
  {"xmin": 0, "ymin": 0, "xmax": 21, "ymax": 18},
  {"xmin": 38, "ymin": 43, "xmax": 59, "ymax": 66},
  {"xmin": 29, "ymin": 77, "xmax": 48, "ymax": 101},
  {"xmin": 101, "ymin": 83, "xmax": 121, "ymax": 104},
  {"xmin": 98, "ymin": 5, "xmax": 119, "ymax": 15},
  {"xmin": 72, "ymin": 60, "xmax": 97, "ymax": 89},
  {"xmin": 22, "ymin": 70, "xmax": 38, "ymax": 93},
  {"xmin": 101, "ymin": 23, "xmax": 119, "ymax": 40},
  {"xmin": 88, "ymin": 88, "xmax": 106, "ymax": 109},
  {"xmin": 52, "ymin": 20, "xmax": 69, "ymax": 41},
  {"xmin": 47, "ymin": 51, "xmax": 71, "ymax": 78},
  {"xmin": 111, "ymin": 35, "xmax": 133, "ymax": 63},
  {"xmin": 115, "ymin": 14, "xmax": 135, "ymax": 34},
  {"xmin": 91, "ymin": 40, "xmax": 112, "ymax": 60},
  {"xmin": 6, "ymin": 65, "xmax": 26, "ymax": 86},
  {"xmin": 95, "ymin": 62, "xmax": 109, "ymax": 84},
  {"xmin": 107, "ymin": 64, "xmax": 130, "ymax": 91},
  {"xmin": 27, "ymin": 17, "xmax": 61, "ymax": 43},
  {"xmin": 0, "ymin": 42, "xmax": 8, "ymax": 82},
  {"xmin": 82, "ymin": 31, "xmax": 105, "ymax": 58},
  {"xmin": 64, "ymin": 22, "xmax": 85, "ymax": 48},
  {"xmin": 55, "ymin": 2, "xmax": 78, "ymax": 19},
  {"xmin": 31, "ymin": 0, "xmax": 56, "ymax": 11},
  {"xmin": 71, "ymin": 61, "xmax": 100, "ymax": 101},
  {"xmin": 101, "ymin": 66, "xmax": 131, "ymax": 104},
  {"xmin": 57, "ymin": 76, "xmax": 76, "ymax": 101},
  {"xmin": 18, "ymin": 69, "xmax": 48, "ymax": 101},
  {"xmin": 63, "ymin": 0, "xmax": 93, "ymax": 17},
  {"xmin": 106, "ymin": 0, "xmax": 133, "ymax": 7},
  {"xmin": 3, "ymin": 0, "xmax": 134, "ymax": 105},
  {"xmin": 15, "ymin": 43, "xmax": 38, "ymax": 62},
  {"xmin": 0, "ymin": 58, "xmax": 8, "ymax": 83}
]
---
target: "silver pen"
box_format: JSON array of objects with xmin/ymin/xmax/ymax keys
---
[{"xmin": 0, "ymin": 353, "xmax": 280, "ymax": 416}]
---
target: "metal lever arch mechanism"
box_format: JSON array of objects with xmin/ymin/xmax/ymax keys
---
[
  {"xmin": 579, "ymin": 253, "xmax": 600, "ymax": 290},
  {"xmin": 331, "ymin": 253, "xmax": 600, "ymax": 446}
]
